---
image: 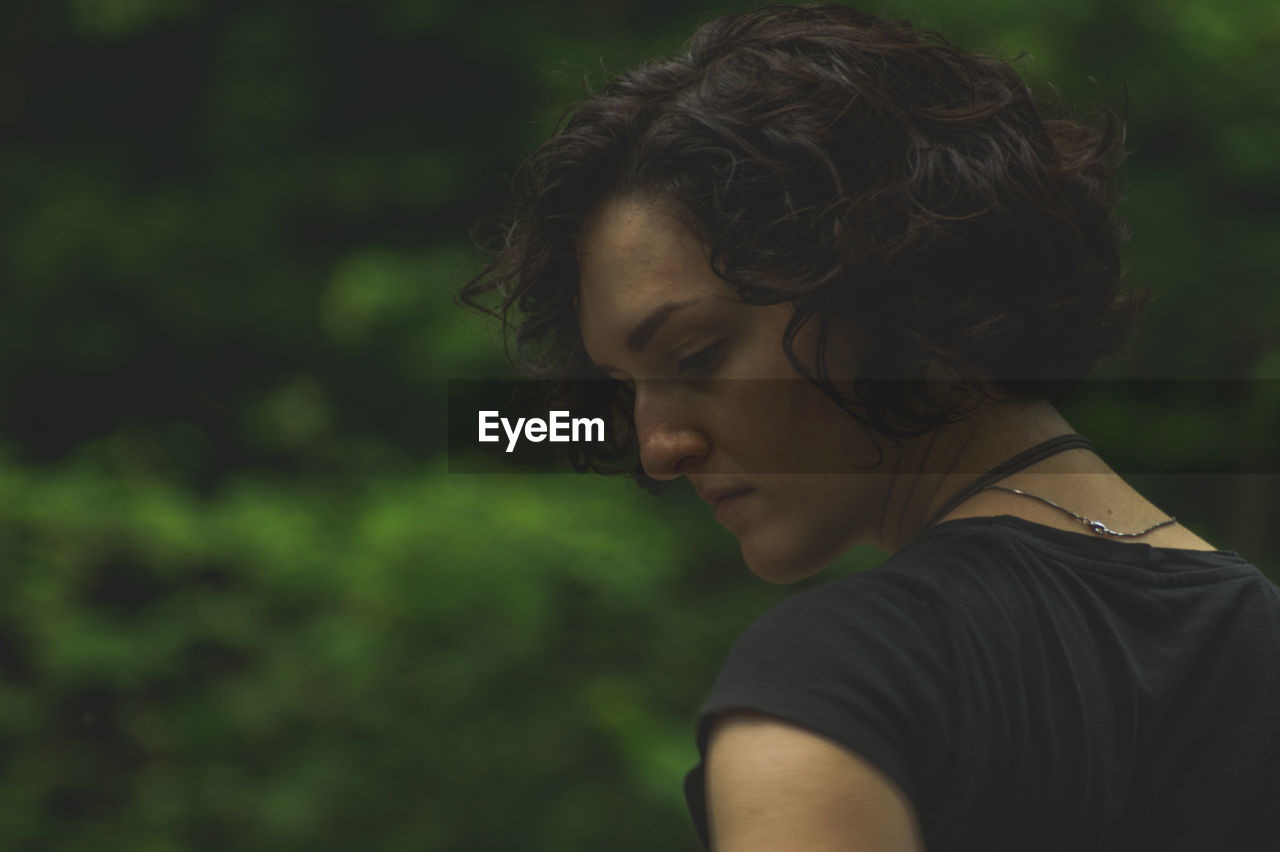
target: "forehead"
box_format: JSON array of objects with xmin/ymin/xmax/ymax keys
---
[{"xmin": 575, "ymin": 197, "xmax": 723, "ymax": 338}]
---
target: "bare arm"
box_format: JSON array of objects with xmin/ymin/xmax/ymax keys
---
[{"xmin": 705, "ymin": 710, "xmax": 925, "ymax": 852}]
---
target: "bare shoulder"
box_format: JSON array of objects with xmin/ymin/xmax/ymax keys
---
[
  {"xmin": 705, "ymin": 710, "xmax": 925, "ymax": 852},
  {"xmin": 1143, "ymin": 522, "xmax": 1219, "ymax": 552}
]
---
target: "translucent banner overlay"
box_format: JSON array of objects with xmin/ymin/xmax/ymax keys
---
[{"xmin": 446, "ymin": 378, "xmax": 1280, "ymax": 474}]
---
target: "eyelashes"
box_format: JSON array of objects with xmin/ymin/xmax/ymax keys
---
[
  {"xmin": 603, "ymin": 339, "xmax": 727, "ymax": 395},
  {"xmin": 677, "ymin": 340, "xmax": 725, "ymax": 375}
]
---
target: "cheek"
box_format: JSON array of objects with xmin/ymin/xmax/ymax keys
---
[
  {"xmin": 709, "ymin": 308, "xmax": 875, "ymax": 473},
  {"xmin": 784, "ymin": 382, "xmax": 876, "ymax": 474},
  {"xmin": 712, "ymin": 379, "xmax": 871, "ymax": 475},
  {"xmin": 710, "ymin": 384, "xmax": 801, "ymax": 470}
]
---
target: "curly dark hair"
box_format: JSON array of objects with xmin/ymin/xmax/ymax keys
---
[{"xmin": 458, "ymin": 3, "xmax": 1149, "ymax": 485}]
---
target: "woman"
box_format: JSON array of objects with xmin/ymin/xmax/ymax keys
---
[{"xmin": 460, "ymin": 6, "xmax": 1280, "ymax": 850}]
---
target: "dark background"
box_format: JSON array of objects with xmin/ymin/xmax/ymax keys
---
[{"xmin": 1, "ymin": 0, "xmax": 1277, "ymax": 849}]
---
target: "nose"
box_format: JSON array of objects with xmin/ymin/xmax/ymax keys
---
[{"xmin": 633, "ymin": 382, "xmax": 710, "ymax": 480}]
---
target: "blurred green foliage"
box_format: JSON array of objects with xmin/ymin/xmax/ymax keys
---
[{"xmin": 0, "ymin": 0, "xmax": 1276, "ymax": 848}]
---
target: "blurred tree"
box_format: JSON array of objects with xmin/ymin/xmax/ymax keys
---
[{"xmin": 0, "ymin": 0, "xmax": 1275, "ymax": 849}]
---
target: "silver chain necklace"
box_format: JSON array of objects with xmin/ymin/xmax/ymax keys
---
[{"xmin": 985, "ymin": 485, "xmax": 1176, "ymax": 538}]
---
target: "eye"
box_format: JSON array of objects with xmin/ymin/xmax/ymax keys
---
[{"xmin": 677, "ymin": 341, "xmax": 725, "ymax": 375}]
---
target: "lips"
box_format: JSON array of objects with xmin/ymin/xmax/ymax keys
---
[
  {"xmin": 712, "ymin": 489, "xmax": 752, "ymax": 521},
  {"xmin": 698, "ymin": 486, "xmax": 753, "ymax": 507},
  {"xmin": 696, "ymin": 486, "xmax": 754, "ymax": 522}
]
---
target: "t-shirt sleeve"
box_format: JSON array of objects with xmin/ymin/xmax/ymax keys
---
[{"xmin": 683, "ymin": 573, "xmax": 954, "ymax": 849}]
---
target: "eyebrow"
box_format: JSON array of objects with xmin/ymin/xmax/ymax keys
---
[{"xmin": 588, "ymin": 297, "xmax": 701, "ymax": 372}]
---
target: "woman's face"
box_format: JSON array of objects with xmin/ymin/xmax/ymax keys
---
[{"xmin": 575, "ymin": 195, "xmax": 894, "ymax": 583}]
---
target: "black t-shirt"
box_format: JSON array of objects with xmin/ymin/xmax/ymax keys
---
[{"xmin": 683, "ymin": 515, "xmax": 1280, "ymax": 851}]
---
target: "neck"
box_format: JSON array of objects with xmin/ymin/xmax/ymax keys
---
[{"xmin": 876, "ymin": 400, "xmax": 1093, "ymax": 553}]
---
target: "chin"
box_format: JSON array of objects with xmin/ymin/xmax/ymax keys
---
[{"xmin": 739, "ymin": 539, "xmax": 831, "ymax": 585}]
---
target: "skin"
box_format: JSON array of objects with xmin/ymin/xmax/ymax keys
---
[
  {"xmin": 705, "ymin": 711, "xmax": 926, "ymax": 852},
  {"xmin": 575, "ymin": 195, "xmax": 1216, "ymax": 581},
  {"xmin": 575, "ymin": 193, "xmax": 1218, "ymax": 851}
]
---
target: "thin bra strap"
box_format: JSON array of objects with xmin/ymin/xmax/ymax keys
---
[{"xmin": 918, "ymin": 433, "xmax": 1097, "ymax": 533}]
